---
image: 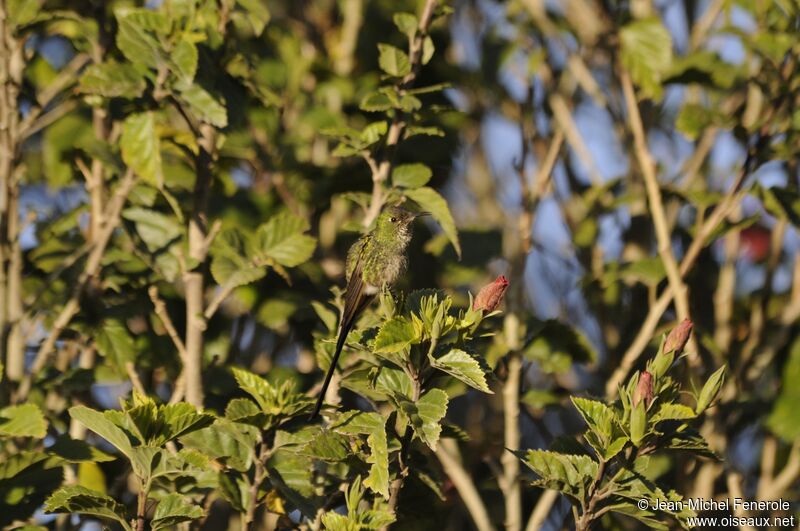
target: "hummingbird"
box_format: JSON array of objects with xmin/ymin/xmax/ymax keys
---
[{"xmin": 311, "ymin": 206, "xmax": 427, "ymax": 419}]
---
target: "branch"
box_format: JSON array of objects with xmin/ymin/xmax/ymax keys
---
[
  {"xmin": 435, "ymin": 439, "xmax": 496, "ymax": 531},
  {"xmin": 362, "ymin": 0, "xmax": 439, "ymax": 227},
  {"xmin": 16, "ymin": 169, "xmax": 137, "ymax": 401},
  {"xmin": 526, "ymin": 489, "xmax": 559, "ymax": 531},
  {"xmin": 605, "ymin": 135, "xmax": 765, "ymax": 397},
  {"xmin": 620, "ymin": 70, "xmax": 692, "ymax": 346},
  {"xmin": 148, "ymin": 285, "xmax": 187, "ymax": 360}
]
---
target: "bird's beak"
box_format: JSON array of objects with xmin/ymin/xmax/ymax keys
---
[{"xmin": 414, "ymin": 211, "xmax": 431, "ymax": 219}]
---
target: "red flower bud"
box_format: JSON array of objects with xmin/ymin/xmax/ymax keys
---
[
  {"xmin": 664, "ymin": 318, "xmax": 693, "ymax": 355},
  {"xmin": 473, "ymin": 275, "xmax": 509, "ymax": 312},
  {"xmin": 632, "ymin": 370, "xmax": 654, "ymax": 408}
]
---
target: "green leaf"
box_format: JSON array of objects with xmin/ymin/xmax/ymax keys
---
[
  {"xmin": 78, "ymin": 61, "xmax": 146, "ymax": 98},
  {"xmin": 630, "ymin": 401, "xmax": 646, "ymax": 447},
  {"xmin": 122, "ymin": 207, "xmax": 183, "ymax": 252},
  {"xmin": 45, "ymin": 486, "xmax": 132, "ymax": 531},
  {"xmin": 95, "ymin": 319, "xmax": 136, "ymax": 373},
  {"xmin": 121, "ymin": 112, "xmax": 162, "ymax": 186},
  {"xmin": 404, "ymin": 125, "xmax": 445, "ymax": 139},
  {"xmin": 68, "ymin": 406, "xmax": 134, "ymax": 460},
  {"xmin": 768, "ymin": 337, "xmax": 800, "ymax": 442},
  {"xmin": 431, "ymin": 349, "xmax": 492, "ymax": 393},
  {"xmin": 408, "ymin": 389, "xmax": 449, "ymax": 450},
  {"xmin": 300, "ymin": 429, "xmax": 350, "ymax": 462},
  {"xmin": 422, "ymin": 36, "xmax": 434, "ymax": 65},
  {"xmin": 180, "ymin": 85, "xmax": 228, "ymax": 128},
  {"xmin": 393, "ymin": 13, "xmax": 417, "ymax": 38},
  {"xmin": 0, "ymin": 404, "xmax": 47, "ymax": 438},
  {"xmin": 754, "ymin": 183, "xmax": 800, "ymax": 227},
  {"xmin": 523, "ymin": 320, "xmax": 596, "ymax": 373},
  {"xmin": 151, "ymin": 493, "xmax": 204, "ymax": 531},
  {"xmin": 255, "ymin": 212, "xmax": 316, "ymax": 267},
  {"xmin": 695, "ymin": 366, "xmax": 725, "ymax": 415},
  {"xmin": 115, "ymin": 8, "xmax": 167, "ymax": 69},
  {"xmin": 378, "ymin": 44, "xmax": 411, "ymax": 77},
  {"xmin": 620, "ymin": 18, "xmax": 673, "ymax": 100},
  {"xmin": 180, "ymin": 419, "xmax": 257, "ymax": 472},
  {"xmin": 331, "ymin": 412, "xmax": 389, "ymax": 498},
  {"xmin": 651, "ymin": 403, "xmax": 696, "ymax": 423},
  {"xmin": 520, "ymin": 450, "xmax": 598, "ymax": 500},
  {"xmin": 570, "ymin": 397, "xmax": 614, "ymax": 442},
  {"xmin": 236, "ymin": 0, "xmax": 271, "ymax": 35},
  {"xmin": 360, "ymin": 91, "xmax": 394, "ymax": 112},
  {"xmin": 360, "ymin": 121, "xmax": 388, "ymax": 145},
  {"xmin": 171, "ymin": 38, "xmax": 198, "ymax": 85},
  {"xmin": 373, "ymin": 317, "xmax": 417, "ymax": 354},
  {"xmin": 404, "ymin": 186, "xmax": 461, "ymax": 258},
  {"xmin": 392, "ymin": 163, "xmax": 432, "ymax": 188}
]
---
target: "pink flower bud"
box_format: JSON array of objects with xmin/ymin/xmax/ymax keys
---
[
  {"xmin": 632, "ymin": 370, "xmax": 654, "ymax": 408},
  {"xmin": 664, "ymin": 318, "xmax": 693, "ymax": 355},
  {"xmin": 473, "ymin": 275, "xmax": 509, "ymax": 312}
]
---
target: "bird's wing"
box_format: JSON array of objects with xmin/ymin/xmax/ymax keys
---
[
  {"xmin": 311, "ymin": 236, "xmax": 374, "ymax": 419},
  {"xmin": 341, "ymin": 235, "xmax": 372, "ymax": 334}
]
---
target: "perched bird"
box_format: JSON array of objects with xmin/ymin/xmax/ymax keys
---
[{"xmin": 311, "ymin": 206, "xmax": 426, "ymax": 419}]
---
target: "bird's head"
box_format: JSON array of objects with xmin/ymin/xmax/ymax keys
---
[{"xmin": 373, "ymin": 206, "xmax": 428, "ymax": 245}]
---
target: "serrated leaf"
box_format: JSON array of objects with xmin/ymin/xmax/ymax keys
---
[
  {"xmin": 373, "ymin": 317, "xmax": 417, "ymax": 354},
  {"xmin": 255, "ymin": 211, "xmax": 316, "ymax": 267},
  {"xmin": 620, "ymin": 18, "xmax": 673, "ymax": 100},
  {"xmin": 360, "ymin": 91, "xmax": 394, "ymax": 112},
  {"xmin": 570, "ymin": 397, "xmax": 615, "ymax": 442},
  {"xmin": 45, "ymin": 486, "xmax": 132, "ymax": 531},
  {"xmin": 121, "ymin": 112, "xmax": 162, "ymax": 186},
  {"xmin": 331, "ymin": 412, "xmax": 389, "ymax": 498},
  {"xmin": 378, "ymin": 44, "xmax": 410, "ymax": 77},
  {"xmin": 521, "ymin": 450, "xmax": 598, "ymax": 500},
  {"xmin": 408, "ymin": 389, "xmax": 448, "ymax": 450},
  {"xmin": 651, "ymin": 403, "xmax": 696, "ymax": 423},
  {"xmin": 0, "ymin": 404, "xmax": 47, "ymax": 438},
  {"xmin": 392, "ymin": 163, "xmax": 432, "ymax": 188},
  {"xmin": 180, "ymin": 419, "xmax": 257, "ymax": 472},
  {"xmin": 404, "ymin": 186, "xmax": 461, "ymax": 258},
  {"xmin": 180, "ymin": 85, "xmax": 228, "ymax": 128},
  {"xmin": 78, "ymin": 61, "xmax": 146, "ymax": 98},
  {"xmin": 431, "ymin": 349, "xmax": 492, "ymax": 393},
  {"xmin": 151, "ymin": 493, "xmax": 204, "ymax": 531},
  {"xmin": 360, "ymin": 121, "xmax": 388, "ymax": 145}
]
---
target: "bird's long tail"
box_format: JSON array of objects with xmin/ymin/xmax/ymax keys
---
[{"xmin": 310, "ymin": 319, "xmax": 353, "ymax": 419}]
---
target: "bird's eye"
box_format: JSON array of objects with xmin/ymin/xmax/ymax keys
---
[{"xmin": 390, "ymin": 217, "xmax": 398, "ymax": 223}]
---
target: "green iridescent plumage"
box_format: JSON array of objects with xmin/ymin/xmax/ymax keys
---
[{"xmin": 311, "ymin": 206, "xmax": 422, "ymax": 418}]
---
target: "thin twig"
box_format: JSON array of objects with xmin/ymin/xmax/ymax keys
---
[
  {"xmin": 16, "ymin": 169, "xmax": 137, "ymax": 401},
  {"xmin": 605, "ymin": 135, "xmax": 765, "ymax": 397},
  {"xmin": 148, "ymin": 285, "xmax": 187, "ymax": 360},
  {"xmin": 526, "ymin": 489, "xmax": 559, "ymax": 531},
  {"xmin": 435, "ymin": 439, "xmax": 496, "ymax": 531},
  {"xmin": 362, "ymin": 0, "xmax": 439, "ymax": 227},
  {"xmin": 620, "ymin": 70, "xmax": 693, "ymax": 347}
]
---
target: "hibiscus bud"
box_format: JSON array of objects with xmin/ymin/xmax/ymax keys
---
[
  {"xmin": 664, "ymin": 318, "xmax": 693, "ymax": 355},
  {"xmin": 473, "ymin": 275, "xmax": 509, "ymax": 312},
  {"xmin": 632, "ymin": 370, "xmax": 654, "ymax": 408}
]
